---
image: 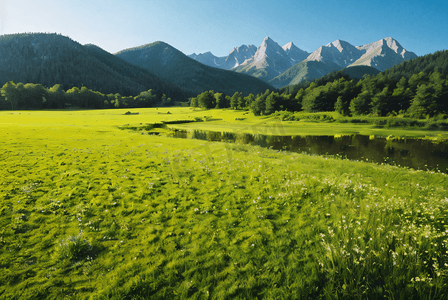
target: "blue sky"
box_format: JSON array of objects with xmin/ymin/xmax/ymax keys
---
[{"xmin": 1, "ymin": 0, "xmax": 446, "ymax": 57}]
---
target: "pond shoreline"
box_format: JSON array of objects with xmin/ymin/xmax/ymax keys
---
[{"xmin": 165, "ymin": 128, "xmax": 448, "ymax": 173}]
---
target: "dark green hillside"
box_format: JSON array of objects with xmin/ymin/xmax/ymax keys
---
[
  {"xmin": 343, "ymin": 65, "xmax": 381, "ymax": 79},
  {"xmin": 82, "ymin": 44, "xmax": 187, "ymax": 99},
  {"xmin": 385, "ymin": 50, "xmax": 448, "ymax": 79},
  {"xmin": 269, "ymin": 60, "xmax": 344, "ymax": 88},
  {"xmin": 233, "ymin": 56, "xmax": 294, "ymax": 82},
  {"xmin": 0, "ymin": 33, "xmax": 188, "ymax": 99},
  {"xmin": 232, "ymin": 64, "xmax": 270, "ymax": 82},
  {"xmin": 115, "ymin": 41, "xmax": 274, "ymax": 96}
]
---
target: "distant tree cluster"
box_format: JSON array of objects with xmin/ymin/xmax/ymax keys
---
[
  {"xmin": 288, "ymin": 70, "xmax": 448, "ymax": 118},
  {"xmin": 190, "ymin": 91, "xmax": 247, "ymax": 110},
  {"xmin": 190, "ymin": 89, "xmax": 298, "ymax": 116},
  {"xmin": 0, "ymin": 81, "xmax": 172, "ymax": 110}
]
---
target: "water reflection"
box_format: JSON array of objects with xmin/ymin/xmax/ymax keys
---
[{"xmin": 171, "ymin": 129, "xmax": 448, "ymax": 172}]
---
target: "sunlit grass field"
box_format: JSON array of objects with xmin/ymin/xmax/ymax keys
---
[
  {"xmin": 1, "ymin": 108, "xmax": 448, "ymax": 299},
  {"xmin": 2, "ymin": 108, "xmax": 447, "ymax": 138}
]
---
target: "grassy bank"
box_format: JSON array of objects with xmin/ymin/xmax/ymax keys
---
[{"xmin": 1, "ymin": 109, "xmax": 448, "ymax": 299}]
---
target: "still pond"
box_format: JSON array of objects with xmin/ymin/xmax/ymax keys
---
[{"xmin": 171, "ymin": 129, "xmax": 448, "ymax": 173}]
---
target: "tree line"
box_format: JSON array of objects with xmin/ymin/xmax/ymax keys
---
[
  {"xmin": 289, "ymin": 69, "xmax": 447, "ymax": 118},
  {"xmin": 0, "ymin": 81, "xmax": 173, "ymax": 110},
  {"xmin": 189, "ymin": 89, "xmax": 296, "ymax": 116}
]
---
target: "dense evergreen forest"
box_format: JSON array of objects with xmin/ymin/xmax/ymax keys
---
[{"xmin": 190, "ymin": 50, "xmax": 448, "ymax": 119}]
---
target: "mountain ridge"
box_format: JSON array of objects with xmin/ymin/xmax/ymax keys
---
[
  {"xmin": 116, "ymin": 41, "xmax": 274, "ymax": 96},
  {"xmin": 306, "ymin": 37, "xmax": 418, "ymax": 71},
  {"xmin": 0, "ymin": 33, "xmax": 187, "ymax": 99},
  {"xmin": 187, "ymin": 44, "xmax": 257, "ymax": 70},
  {"xmin": 189, "ymin": 36, "xmax": 417, "ymax": 86}
]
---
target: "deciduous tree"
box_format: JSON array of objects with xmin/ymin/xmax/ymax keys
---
[{"xmin": 1, "ymin": 81, "xmax": 18, "ymax": 110}]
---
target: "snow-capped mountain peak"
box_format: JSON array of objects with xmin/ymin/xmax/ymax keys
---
[{"xmin": 282, "ymin": 42, "xmax": 294, "ymax": 51}]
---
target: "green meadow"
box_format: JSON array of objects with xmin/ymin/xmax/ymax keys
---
[
  {"xmin": 2, "ymin": 108, "xmax": 448, "ymax": 138},
  {"xmin": 1, "ymin": 108, "xmax": 448, "ymax": 299}
]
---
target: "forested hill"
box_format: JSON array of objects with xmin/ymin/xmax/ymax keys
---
[
  {"xmin": 115, "ymin": 41, "xmax": 274, "ymax": 96},
  {"xmin": 0, "ymin": 33, "xmax": 189, "ymax": 99},
  {"xmin": 384, "ymin": 50, "xmax": 448, "ymax": 79}
]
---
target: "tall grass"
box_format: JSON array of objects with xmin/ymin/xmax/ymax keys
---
[{"xmin": 0, "ymin": 110, "xmax": 447, "ymax": 299}]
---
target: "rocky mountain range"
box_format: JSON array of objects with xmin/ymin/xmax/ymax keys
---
[
  {"xmin": 189, "ymin": 36, "xmax": 418, "ymax": 87},
  {"xmin": 189, "ymin": 37, "xmax": 310, "ymax": 81},
  {"xmin": 234, "ymin": 37, "xmax": 310, "ymax": 82},
  {"xmin": 307, "ymin": 37, "xmax": 417, "ymax": 71}
]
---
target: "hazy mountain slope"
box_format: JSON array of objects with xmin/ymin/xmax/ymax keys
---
[
  {"xmin": 188, "ymin": 45, "xmax": 257, "ymax": 70},
  {"xmin": 187, "ymin": 52, "xmax": 226, "ymax": 68},
  {"xmin": 269, "ymin": 61, "xmax": 344, "ymax": 88},
  {"xmin": 0, "ymin": 33, "xmax": 187, "ymax": 98},
  {"xmin": 342, "ymin": 65, "xmax": 381, "ymax": 79},
  {"xmin": 116, "ymin": 41, "xmax": 273, "ymax": 95}
]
